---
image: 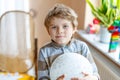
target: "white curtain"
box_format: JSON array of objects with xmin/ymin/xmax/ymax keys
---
[
  {"xmin": 0, "ymin": 0, "xmax": 30, "ymax": 58},
  {"xmin": 0, "ymin": 0, "xmax": 35, "ymax": 76},
  {"xmin": 0, "ymin": 0, "xmax": 29, "ymax": 16}
]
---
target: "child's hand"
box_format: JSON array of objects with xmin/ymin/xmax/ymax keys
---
[
  {"xmin": 71, "ymin": 72, "xmax": 98, "ymax": 80},
  {"xmin": 56, "ymin": 72, "xmax": 98, "ymax": 80},
  {"xmin": 56, "ymin": 75, "xmax": 80, "ymax": 80},
  {"xmin": 77, "ymin": 72, "xmax": 98, "ymax": 80},
  {"xmin": 57, "ymin": 74, "xmax": 65, "ymax": 80}
]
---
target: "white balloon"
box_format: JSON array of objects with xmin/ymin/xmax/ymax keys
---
[{"xmin": 50, "ymin": 53, "xmax": 93, "ymax": 80}]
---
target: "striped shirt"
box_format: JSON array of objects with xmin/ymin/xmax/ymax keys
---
[{"xmin": 38, "ymin": 38, "xmax": 99, "ymax": 80}]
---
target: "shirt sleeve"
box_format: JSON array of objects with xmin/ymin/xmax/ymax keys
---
[
  {"xmin": 38, "ymin": 49, "xmax": 50, "ymax": 80},
  {"xmin": 87, "ymin": 53, "xmax": 100, "ymax": 80},
  {"xmin": 81, "ymin": 42, "xmax": 100, "ymax": 80}
]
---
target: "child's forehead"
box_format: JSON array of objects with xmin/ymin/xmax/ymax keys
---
[
  {"xmin": 50, "ymin": 17, "xmax": 70, "ymax": 22},
  {"xmin": 48, "ymin": 17, "xmax": 72, "ymax": 26},
  {"xmin": 50, "ymin": 17, "xmax": 71, "ymax": 23}
]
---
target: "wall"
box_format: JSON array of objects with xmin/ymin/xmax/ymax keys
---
[
  {"xmin": 84, "ymin": 0, "xmax": 100, "ymax": 29},
  {"xmin": 29, "ymin": 0, "xmax": 86, "ymax": 49}
]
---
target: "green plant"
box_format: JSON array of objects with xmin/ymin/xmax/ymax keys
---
[{"xmin": 86, "ymin": 0, "xmax": 120, "ymax": 28}]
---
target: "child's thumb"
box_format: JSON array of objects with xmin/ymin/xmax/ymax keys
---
[{"xmin": 57, "ymin": 74, "xmax": 65, "ymax": 80}]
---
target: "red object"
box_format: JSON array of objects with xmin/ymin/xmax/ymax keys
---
[
  {"xmin": 108, "ymin": 25, "xmax": 114, "ymax": 31},
  {"xmin": 86, "ymin": 24, "xmax": 96, "ymax": 34},
  {"xmin": 93, "ymin": 18, "xmax": 100, "ymax": 24},
  {"xmin": 112, "ymin": 32, "xmax": 119, "ymax": 36}
]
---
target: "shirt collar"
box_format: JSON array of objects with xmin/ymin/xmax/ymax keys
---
[{"xmin": 51, "ymin": 38, "xmax": 75, "ymax": 48}]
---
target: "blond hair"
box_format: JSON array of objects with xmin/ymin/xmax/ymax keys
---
[{"xmin": 44, "ymin": 4, "xmax": 78, "ymax": 28}]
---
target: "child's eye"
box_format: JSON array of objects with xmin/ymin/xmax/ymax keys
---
[
  {"xmin": 51, "ymin": 26, "xmax": 57, "ymax": 29},
  {"xmin": 63, "ymin": 25, "xmax": 68, "ymax": 28}
]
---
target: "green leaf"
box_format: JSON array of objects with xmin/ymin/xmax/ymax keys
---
[
  {"xmin": 86, "ymin": 0, "xmax": 120, "ymax": 28},
  {"xmin": 86, "ymin": 0, "xmax": 96, "ymax": 12},
  {"xmin": 117, "ymin": 0, "xmax": 120, "ymax": 9}
]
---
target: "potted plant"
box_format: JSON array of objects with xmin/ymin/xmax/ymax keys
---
[
  {"xmin": 86, "ymin": 0, "xmax": 120, "ymax": 43},
  {"xmin": 86, "ymin": 0, "xmax": 120, "ymax": 27}
]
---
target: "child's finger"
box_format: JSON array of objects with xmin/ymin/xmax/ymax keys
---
[
  {"xmin": 57, "ymin": 74, "xmax": 65, "ymax": 80},
  {"xmin": 71, "ymin": 77, "xmax": 79, "ymax": 80},
  {"xmin": 81, "ymin": 72, "xmax": 89, "ymax": 77}
]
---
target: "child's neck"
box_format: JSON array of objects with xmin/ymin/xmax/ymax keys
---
[{"xmin": 51, "ymin": 39, "xmax": 72, "ymax": 47}]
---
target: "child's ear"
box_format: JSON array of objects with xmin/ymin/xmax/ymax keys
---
[{"xmin": 46, "ymin": 28, "xmax": 50, "ymax": 35}]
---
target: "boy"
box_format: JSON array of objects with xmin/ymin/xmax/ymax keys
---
[{"xmin": 38, "ymin": 3, "xmax": 100, "ymax": 80}]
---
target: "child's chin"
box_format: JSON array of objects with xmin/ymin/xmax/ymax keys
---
[
  {"xmin": 55, "ymin": 40, "xmax": 69, "ymax": 45},
  {"xmin": 57, "ymin": 42, "xmax": 65, "ymax": 45}
]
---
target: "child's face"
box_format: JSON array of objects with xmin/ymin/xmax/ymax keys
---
[{"xmin": 48, "ymin": 17, "xmax": 76, "ymax": 45}]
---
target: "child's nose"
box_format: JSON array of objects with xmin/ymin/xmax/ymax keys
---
[{"xmin": 57, "ymin": 27, "xmax": 64, "ymax": 33}]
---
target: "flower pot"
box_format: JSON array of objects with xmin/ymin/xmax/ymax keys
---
[{"xmin": 99, "ymin": 26, "xmax": 111, "ymax": 43}]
